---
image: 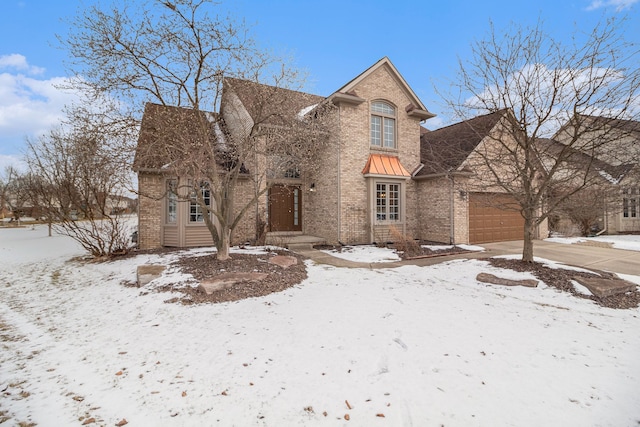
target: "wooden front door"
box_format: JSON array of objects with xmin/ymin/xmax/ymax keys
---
[{"xmin": 268, "ymin": 184, "xmax": 302, "ymax": 232}]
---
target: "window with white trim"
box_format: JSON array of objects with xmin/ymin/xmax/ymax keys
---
[
  {"xmin": 166, "ymin": 179, "xmax": 177, "ymax": 223},
  {"xmin": 370, "ymin": 101, "xmax": 396, "ymax": 148},
  {"xmin": 623, "ymin": 187, "xmax": 638, "ymax": 218},
  {"xmin": 189, "ymin": 182, "xmax": 211, "ymax": 222},
  {"xmin": 376, "ymin": 182, "xmax": 400, "ymax": 221}
]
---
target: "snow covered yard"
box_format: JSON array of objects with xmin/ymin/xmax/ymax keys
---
[{"xmin": 1, "ymin": 226, "xmax": 640, "ymax": 427}]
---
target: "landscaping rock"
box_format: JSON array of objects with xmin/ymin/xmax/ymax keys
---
[
  {"xmin": 476, "ymin": 272, "xmax": 538, "ymax": 288},
  {"xmin": 137, "ymin": 265, "xmax": 166, "ymax": 286},
  {"xmin": 198, "ymin": 273, "xmax": 269, "ymax": 294},
  {"xmin": 572, "ymin": 276, "xmax": 636, "ymax": 298},
  {"xmin": 267, "ymin": 255, "xmax": 298, "ymax": 269}
]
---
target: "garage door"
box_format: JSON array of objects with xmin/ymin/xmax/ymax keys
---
[{"xmin": 469, "ymin": 193, "xmax": 524, "ymax": 244}]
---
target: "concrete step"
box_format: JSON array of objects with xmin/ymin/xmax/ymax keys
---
[
  {"xmin": 265, "ymin": 233, "xmax": 326, "ymax": 249},
  {"xmin": 287, "ymin": 243, "xmax": 316, "ymax": 251}
]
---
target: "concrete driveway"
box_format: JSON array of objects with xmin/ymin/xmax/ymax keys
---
[{"xmin": 482, "ymin": 240, "xmax": 640, "ymax": 276}]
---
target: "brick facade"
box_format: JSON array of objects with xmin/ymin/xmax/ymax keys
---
[
  {"xmin": 137, "ymin": 172, "xmax": 164, "ymax": 249},
  {"xmin": 305, "ymin": 63, "xmax": 426, "ymax": 244},
  {"xmin": 416, "ymin": 176, "xmax": 470, "ymax": 244}
]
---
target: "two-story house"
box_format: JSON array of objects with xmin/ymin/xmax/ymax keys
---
[{"xmin": 135, "ymin": 57, "xmax": 545, "ymax": 249}]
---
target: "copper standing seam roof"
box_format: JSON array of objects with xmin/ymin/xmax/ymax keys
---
[{"xmin": 362, "ymin": 154, "xmax": 411, "ymax": 177}]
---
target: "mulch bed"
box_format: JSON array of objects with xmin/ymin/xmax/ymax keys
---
[
  {"xmin": 127, "ymin": 245, "xmax": 638, "ymax": 310},
  {"xmin": 156, "ymin": 250, "xmax": 308, "ymax": 304},
  {"xmin": 488, "ymin": 258, "xmax": 640, "ymax": 310},
  {"xmin": 314, "ymin": 242, "xmax": 471, "ymax": 260},
  {"xmin": 400, "ymin": 245, "xmax": 471, "ymax": 259}
]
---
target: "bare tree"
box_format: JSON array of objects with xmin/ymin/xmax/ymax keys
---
[
  {"xmin": 552, "ymin": 188, "xmax": 613, "ymax": 236},
  {"xmin": 0, "ymin": 166, "xmax": 15, "ymax": 222},
  {"xmin": 1, "ymin": 166, "xmax": 30, "ymax": 224},
  {"xmin": 20, "ymin": 170, "xmax": 76, "ymax": 237},
  {"xmin": 63, "ymin": 0, "xmax": 331, "ymax": 260},
  {"xmin": 25, "ymin": 103, "xmax": 135, "ymax": 257},
  {"xmin": 441, "ymin": 17, "xmax": 640, "ymax": 262}
]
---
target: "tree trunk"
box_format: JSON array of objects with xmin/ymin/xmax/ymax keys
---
[
  {"xmin": 48, "ymin": 221, "xmax": 52, "ymax": 237},
  {"xmin": 216, "ymin": 226, "xmax": 232, "ymax": 261},
  {"xmin": 522, "ymin": 212, "xmax": 535, "ymax": 263}
]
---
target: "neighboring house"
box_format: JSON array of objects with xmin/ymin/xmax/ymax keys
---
[
  {"xmin": 553, "ymin": 115, "xmax": 640, "ymax": 234},
  {"xmin": 134, "ymin": 57, "xmax": 548, "ymax": 249},
  {"xmin": 106, "ymin": 194, "xmax": 137, "ymax": 215}
]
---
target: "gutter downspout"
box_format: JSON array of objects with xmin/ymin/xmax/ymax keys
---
[
  {"xmin": 596, "ymin": 196, "xmax": 608, "ymax": 236},
  {"xmin": 337, "ymin": 106, "xmax": 342, "ymax": 244},
  {"xmin": 448, "ymin": 171, "xmax": 455, "ymax": 245}
]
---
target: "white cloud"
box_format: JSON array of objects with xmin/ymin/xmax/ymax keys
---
[
  {"xmin": 424, "ymin": 115, "xmax": 445, "ymax": 130},
  {"xmin": 0, "ymin": 73, "xmax": 75, "ymax": 135},
  {"xmin": 0, "ymin": 63, "xmax": 81, "ymax": 154},
  {"xmin": 463, "ymin": 62, "xmax": 634, "ymax": 136},
  {"xmin": 586, "ymin": 0, "xmax": 639, "ymax": 12},
  {"xmin": 0, "ymin": 54, "xmax": 45, "ymax": 76},
  {"xmin": 0, "ymin": 154, "xmax": 26, "ymax": 173}
]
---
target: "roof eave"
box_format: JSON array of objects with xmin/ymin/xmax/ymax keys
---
[
  {"xmin": 412, "ymin": 171, "xmax": 474, "ymax": 181},
  {"xmin": 408, "ymin": 109, "xmax": 436, "ymax": 120},
  {"xmin": 329, "ymin": 92, "xmax": 366, "ymax": 106},
  {"xmin": 134, "ymin": 167, "xmax": 174, "ymax": 174},
  {"xmin": 363, "ymin": 173, "xmax": 411, "ymax": 180}
]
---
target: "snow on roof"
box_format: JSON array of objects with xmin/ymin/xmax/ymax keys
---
[
  {"xmin": 297, "ymin": 103, "xmax": 318, "ymax": 119},
  {"xmin": 599, "ymin": 169, "xmax": 624, "ymax": 185}
]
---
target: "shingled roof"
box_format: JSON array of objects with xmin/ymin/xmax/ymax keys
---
[
  {"xmin": 223, "ymin": 78, "xmax": 325, "ymax": 126},
  {"xmin": 535, "ymin": 137, "xmax": 635, "ymax": 185},
  {"xmin": 416, "ymin": 109, "xmax": 509, "ymax": 177},
  {"xmin": 133, "ymin": 102, "xmax": 222, "ymax": 171},
  {"xmin": 576, "ymin": 114, "xmax": 640, "ymax": 134}
]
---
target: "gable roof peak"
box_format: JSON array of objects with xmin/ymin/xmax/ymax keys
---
[
  {"xmin": 416, "ymin": 108, "xmax": 512, "ymax": 177},
  {"xmin": 434, "ymin": 109, "xmax": 509, "ymax": 132},
  {"xmin": 330, "ymin": 57, "xmax": 435, "ymax": 119},
  {"xmin": 222, "ymin": 77, "xmax": 325, "ymax": 125}
]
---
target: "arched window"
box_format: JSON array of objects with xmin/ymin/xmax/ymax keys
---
[{"xmin": 370, "ymin": 101, "xmax": 396, "ymax": 148}]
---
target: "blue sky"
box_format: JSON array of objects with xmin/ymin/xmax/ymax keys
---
[{"xmin": 0, "ymin": 0, "xmax": 638, "ymax": 170}]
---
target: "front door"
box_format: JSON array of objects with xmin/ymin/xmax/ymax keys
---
[{"xmin": 268, "ymin": 184, "xmax": 302, "ymax": 232}]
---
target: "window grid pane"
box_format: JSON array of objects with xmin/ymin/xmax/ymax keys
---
[
  {"xmin": 371, "ymin": 102, "xmax": 395, "ymax": 115},
  {"xmin": 623, "ymin": 188, "xmax": 639, "ymax": 218},
  {"xmin": 624, "ymin": 196, "xmax": 629, "ymax": 218},
  {"xmin": 190, "ymin": 186, "xmax": 210, "ymax": 222},
  {"xmin": 167, "ymin": 180, "xmax": 177, "ymax": 223},
  {"xmin": 371, "ymin": 116, "xmax": 381, "ymax": 146},
  {"xmin": 388, "ymin": 184, "xmax": 399, "ymax": 220},
  {"xmin": 375, "ymin": 183, "xmax": 400, "ymax": 222},
  {"xmin": 376, "ymin": 183, "xmax": 386, "ymax": 220},
  {"xmin": 383, "ymin": 117, "xmax": 395, "ymax": 148}
]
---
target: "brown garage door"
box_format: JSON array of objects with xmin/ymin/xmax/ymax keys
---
[{"xmin": 469, "ymin": 193, "xmax": 524, "ymax": 244}]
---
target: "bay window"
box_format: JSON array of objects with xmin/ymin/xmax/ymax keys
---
[{"xmin": 376, "ymin": 182, "xmax": 400, "ymax": 221}]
